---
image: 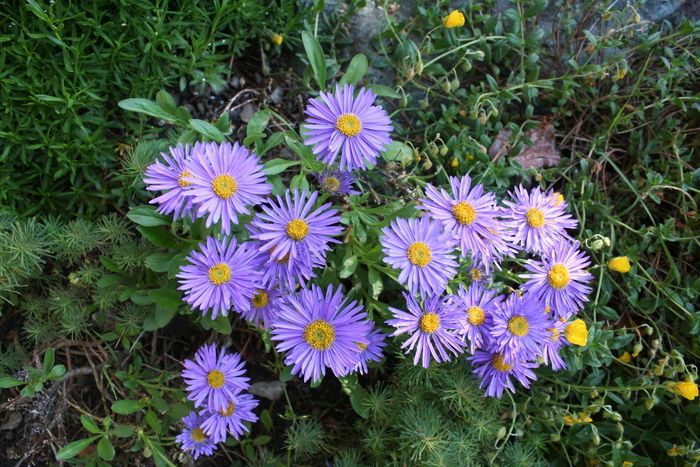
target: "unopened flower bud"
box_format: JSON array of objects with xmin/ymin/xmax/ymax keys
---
[
  {"xmin": 439, "ymin": 145, "xmax": 448, "ymax": 157},
  {"xmin": 420, "ymin": 98, "xmax": 429, "ymax": 109},
  {"xmin": 496, "ymin": 426, "xmax": 507, "ymax": 439},
  {"xmin": 462, "ymin": 60, "xmax": 472, "ymax": 72},
  {"xmin": 450, "ymin": 78, "xmax": 460, "ymax": 92}
]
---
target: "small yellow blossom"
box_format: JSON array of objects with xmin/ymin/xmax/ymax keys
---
[
  {"xmin": 565, "ymin": 319, "xmax": 588, "ymax": 346},
  {"xmin": 271, "ymin": 34, "xmax": 284, "ymax": 46},
  {"xmin": 443, "ymin": 10, "xmax": 465, "ymax": 28},
  {"xmin": 564, "ymin": 412, "xmax": 593, "ymax": 426},
  {"xmin": 669, "ymin": 381, "xmax": 699, "ymax": 401},
  {"xmin": 667, "ymin": 445, "xmax": 683, "ymax": 457},
  {"xmin": 619, "ymin": 351, "xmax": 632, "ymax": 363},
  {"xmin": 608, "ymin": 256, "xmax": 631, "ymax": 273},
  {"xmin": 450, "ymin": 158, "xmax": 459, "ymax": 168},
  {"xmin": 622, "ymin": 462, "xmax": 634, "ymax": 467}
]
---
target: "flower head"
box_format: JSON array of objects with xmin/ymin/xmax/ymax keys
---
[
  {"xmin": 564, "ymin": 319, "xmax": 588, "ymax": 346},
  {"xmin": 381, "ymin": 216, "xmax": 458, "ymax": 297},
  {"xmin": 542, "ymin": 318, "xmax": 568, "ymax": 371},
  {"xmin": 270, "ymin": 285, "xmax": 371, "ymax": 382},
  {"xmin": 178, "ymin": 237, "xmax": 262, "ymax": 319},
  {"xmin": 143, "ymin": 144, "xmax": 196, "ymax": 221},
  {"xmin": 443, "ymin": 10, "xmax": 465, "ymax": 28},
  {"xmin": 249, "ymin": 190, "xmax": 342, "ymax": 263},
  {"xmin": 252, "ymin": 240, "xmax": 323, "ymax": 291},
  {"xmin": 454, "ymin": 284, "xmax": 501, "ymax": 353},
  {"xmin": 316, "ymin": 170, "xmax": 360, "ymax": 196},
  {"xmin": 200, "ymin": 392, "xmax": 260, "ymax": 443},
  {"xmin": 468, "ymin": 348, "xmax": 538, "ymax": 398},
  {"xmin": 186, "ymin": 142, "xmax": 271, "ymax": 234},
  {"xmin": 470, "ymin": 217, "xmax": 519, "ymax": 273},
  {"xmin": 387, "ymin": 293, "xmax": 464, "ymax": 368},
  {"xmin": 176, "ymin": 412, "xmax": 217, "ymax": 459},
  {"xmin": 238, "ymin": 285, "xmax": 281, "ymax": 328},
  {"xmin": 182, "ymin": 344, "xmax": 250, "ymax": 411},
  {"xmin": 490, "ymin": 293, "xmax": 550, "ymax": 361},
  {"xmin": 355, "ymin": 328, "xmax": 387, "ymax": 374},
  {"xmin": 522, "ymin": 240, "xmax": 593, "ymax": 317},
  {"xmin": 501, "ymin": 185, "xmax": 578, "ymax": 253},
  {"xmin": 271, "ymin": 34, "xmax": 284, "ymax": 46},
  {"xmin": 303, "ymin": 84, "xmax": 393, "ymax": 171},
  {"xmin": 668, "ymin": 381, "xmax": 699, "ymax": 401},
  {"xmin": 608, "ymin": 256, "xmax": 631, "ymax": 273}
]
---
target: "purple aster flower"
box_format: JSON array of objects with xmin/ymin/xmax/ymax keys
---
[
  {"xmin": 380, "ymin": 216, "xmax": 459, "ymax": 297},
  {"xmin": 316, "ymin": 170, "xmax": 360, "ymax": 195},
  {"xmin": 249, "ymin": 190, "xmax": 343, "ymax": 263},
  {"xmin": 490, "ymin": 293, "xmax": 550, "ymax": 361},
  {"xmin": 186, "ymin": 142, "xmax": 271, "ymax": 234},
  {"xmin": 468, "ymin": 347, "xmax": 538, "ymax": 398},
  {"xmin": 454, "ymin": 284, "xmax": 501, "ymax": 353},
  {"xmin": 143, "ymin": 144, "xmax": 196, "ymax": 221},
  {"xmin": 176, "ymin": 411, "xmax": 217, "ymax": 459},
  {"xmin": 355, "ymin": 328, "xmax": 388, "ymax": 374},
  {"xmin": 420, "ymin": 175, "xmax": 500, "ymax": 259},
  {"xmin": 387, "ymin": 293, "xmax": 465, "ymax": 368},
  {"xmin": 303, "ymin": 84, "xmax": 393, "ymax": 171},
  {"xmin": 541, "ymin": 319, "xmax": 567, "ymax": 371},
  {"xmin": 501, "ymin": 185, "xmax": 578, "ymax": 253},
  {"xmin": 270, "ymin": 285, "xmax": 371, "ymax": 382},
  {"xmin": 182, "ymin": 343, "xmax": 250, "ymax": 411},
  {"xmin": 470, "ymin": 218, "xmax": 519, "ymax": 273},
  {"xmin": 522, "ymin": 240, "xmax": 593, "ymax": 317},
  {"xmin": 200, "ymin": 392, "xmax": 259, "ymax": 443},
  {"xmin": 177, "ymin": 237, "xmax": 261, "ymax": 319},
  {"xmin": 238, "ymin": 285, "xmax": 281, "ymax": 328}
]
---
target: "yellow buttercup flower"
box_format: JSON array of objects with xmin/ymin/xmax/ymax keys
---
[
  {"xmin": 619, "ymin": 351, "xmax": 632, "ymax": 363},
  {"xmin": 608, "ymin": 256, "xmax": 631, "ymax": 273},
  {"xmin": 271, "ymin": 34, "xmax": 284, "ymax": 46},
  {"xmin": 669, "ymin": 381, "xmax": 699, "ymax": 401},
  {"xmin": 450, "ymin": 158, "xmax": 459, "ymax": 168},
  {"xmin": 621, "ymin": 462, "xmax": 634, "ymax": 467},
  {"xmin": 443, "ymin": 10, "xmax": 465, "ymax": 28},
  {"xmin": 564, "ymin": 412, "xmax": 593, "ymax": 426},
  {"xmin": 565, "ymin": 319, "xmax": 588, "ymax": 346}
]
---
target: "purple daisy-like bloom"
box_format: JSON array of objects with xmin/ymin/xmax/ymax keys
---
[
  {"xmin": 200, "ymin": 392, "xmax": 259, "ymax": 443},
  {"xmin": 182, "ymin": 344, "xmax": 250, "ymax": 411},
  {"xmin": 143, "ymin": 144, "xmax": 197, "ymax": 221},
  {"xmin": 454, "ymin": 284, "xmax": 501, "ymax": 353},
  {"xmin": 468, "ymin": 347, "xmax": 539, "ymax": 398},
  {"xmin": 501, "ymin": 185, "xmax": 578, "ymax": 253},
  {"xmin": 186, "ymin": 142, "xmax": 271, "ymax": 234},
  {"xmin": 247, "ymin": 235, "xmax": 324, "ymax": 291},
  {"xmin": 387, "ymin": 293, "xmax": 465, "ymax": 368},
  {"xmin": 470, "ymin": 217, "xmax": 519, "ymax": 273},
  {"xmin": 176, "ymin": 412, "xmax": 217, "ymax": 460},
  {"xmin": 380, "ymin": 216, "xmax": 459, "ymax": 298},
  {"xmin": 238, "ymin": 285, "xmax": 282, "ymax": 328},
  {"xmin": 270, "ymin": 285, "xmax": 371, "ymax": 382},
  {"xmin": 249, "ymin": 190, "xmax": 343, "ymax": 263},
  {"xmin": 420, "ymin": 175, "xmax": 500, "ymax": 259},
  {"xmin": 316, "ymin": 170, "xmax": 360, "ymax": 196},
  {"xmin": 177, "ymin": 237, "xmax": 262, "ymax": 319},
  {"xmin": 355, "ymin": 328, "xmax": 388, "ymax": 374},
  {"xmin": 491, "ymin": 293, "xmax": 550, "ymax": 361},
  {"xmin": 303, "ymin": 84, "xmax": 393, "ymax": 171},
  {"xmin": 522, "ymin": 240, "xmax": 593, "ymax": 317},
  {"xmin": 541, "ymin": 318, "xmax": 568, "ymax": 371}
]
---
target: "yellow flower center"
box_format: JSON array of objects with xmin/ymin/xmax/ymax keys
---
[
  {"xmin": 286, "ymin": 218, "xmax": 310, "ymax": 241},
  {"xmin": 275, "ymin": 253, "xmax": 291, "ymax": 264},
  {"xmin": 356, "ymin": 342, "xmax": 368, "ymax": 351},
  {"xmin": 208, "ymin": 263, "xmax": 232, "ymax": 285},
  {"xmin": 207, "ymin": 370, "xmax": 225, "ymax": 389},
  {"xmin": 549, "ymin": 327, "xmax": 561, "ymax": 341},
  {"xmin": 252, "ymin": 290, "xmax": 269, "ymax": 308},
  {"xmin": 508, "ymin": 316, "xmax": 529, "ymax": 336},
  {"xmin": 212, "ymin": 174, "xmax": 237, "ymax": 199},
  {"xmin": 547, "ymin": 264, "xmax": 571, "ymax": 289},
  {"xmin": 407, "ymin": 242, "xmax": 432, "ymax": 267},
  {"xmin": 336, "ymin": 113, "xmax": 362, "ymax": 137},
  {"xmin": 492, "ymin": 353, "xmax": 513, "ymax": 372},
  {"xmin": 323, "ymin": 177, "xmax": 341, "ymax": 192},
  {"xmin": 451, "ymin": 201, "xmax": 477, "ymax": 225},
  {"xmin": 469, "ymin": 268, "xmax": 482, "ymax": 281},
  {"xmin": 544, "ymin": 305, "xmax": 552, "ymax": 314},
  {"xmin": 219, "ymin": 402, "xmax": 236, "ymax": 417},
  {"xmin": 552, "ymin": 192, "xmax": 564, "ymax": 206},
  {"xmin": 526, "ymin": 207, "xmax": 545, "ymax": 228},
  {"xmin": 191, "ymin": 428, "xmax": 208, "ymax": 442},
  {"xmin": 419, "ymin": 312, "xmax": 440, "ymax": 333},
  {"xmin": 467, "ymin": 306, "xmax": 485, "ymax": 326},
  {"xmin": 178, "ymin": 170, "xmax": 193, "ymax": 187},
  {"xmin": 304, "ymin": 320, "xmax": 336, "ymax": 350}
]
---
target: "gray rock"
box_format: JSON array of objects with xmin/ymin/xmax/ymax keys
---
[{"xmin": 248, "ymin": 381, "xmax": 284, "ymax": 401}]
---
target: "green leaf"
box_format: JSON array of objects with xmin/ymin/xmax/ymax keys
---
[
  {"xmin": 382, "ymin": 141, "xmax": 413, "ymax": 163},
  {"xmin": 301, "ymin": 31, "xmax": 327, "ymax": 89},
  {"xmin": 111, "ymin": 424, "xmax": 135, "ymax": 438},
  {"xmin": 111, "ymin": 400, "xmax": 145, "ymax": 415},
  {"xmin": 97, "ymin": 437, "xmax": 115, "ymax": 461},
  {"xmin": 339, "ymin": 255, "xmax": 358, "ymax": 279},
  {"xmin": 127, "ymin": 206, "xmax": 171, "ymax": 227},
  {"xmin": 210, "ymin": 315, "xmax": 232, "ymax": 335},
  {"xmin": 0, "ymin": 375, "xmax": 24, "ymax": 388},
  {"xmin": 290, "ymin": 174, "xmax": 309, "ymax": 192},
  {"xmin": 253, "ymin": 435, "xmax": 272, "ymax": 446},
  {"xmin": 189, "ymin": 119, "xmax": 226, "ymax": 142},
  {"xmin": 49, "ymin": 364, "xmax": 66, "ymax": 379},
  {"xmin": 55, "ymin": 436, "xmax": 100, "ymax": 460},
  {"xmin": 145, "ymin": 253, "xmax": 174, "ymax": 272},
  {"xmin": 339, "ymin": 53, "xmax": 368, "ymax": 85},
  {"xmin": 155, "ymin": 90, "xmax": 178, "ymax": 115},
  {"xmin": 100, "ymin": 256, "xmax": 122, "ymax": 273},
  {"xmin": 367, "ymin": 267, "xmax": 383, "ymax": 299},
  {"xmin": 263, "ymin": 158, "xmax": 300, "ymax": 175},
  {"xmin": 279, "ymin": 366, "xmax": 294, "ymax": 383},
  {"xmin": 43, "ymin": 348, "xmax": 55, "ymax": 373},
  {"xmin": 246, "ymin": 110, "xmax": 271, "ymax": 137},
  {"xmin": 149, "ymin": 289, "xmax": 182, "ymax": 310},
  {"xmin": 367, "ymin": 84, "xmax": 401, "ymax": 99},
  {"xmin": 137, "ymin": 226, "xmax": 180, "ymax": 248},
  {"xmin": 339, "ymin": 375, "xmax": 370, "ymax": 418},
  {"xmin": 81, "ymin": 415, "xmax": 102, "ymax": 434},
  {"xmin": 96, "ymin": 274, "xmax": 122, "ymax": 288},
  {"xmin": 118, "ymin": 99, "xmax": 175, "ymax": 122},
  {"xmin": 145, "ymin": 410, "xmax": 163, "ymax": 434}
]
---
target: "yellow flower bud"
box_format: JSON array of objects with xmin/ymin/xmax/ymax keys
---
[
  {"xmin": 271, "ymin": 34, "xmax": 284, "ymax": 46},
  {"xmin": 619, "ymin": 351, "xmax": 632, "ymax": 363},
  {"xmin": 608, "ymin": 256, "xmax": 631, "ymax": 273},
  {"xmin": 443, "ymin": 10, "xmax": 465, "ymax": 28},
  {"xmin": 565, "ymin": 319, "xmax": 588, "ymax": 346},
  {"xmin": 669, "ymin": 381, "xmax": 699, "ymax": 401},
  {"xmin": 450, "ymin": 158, "xmax": 459, "ymax": 168}
]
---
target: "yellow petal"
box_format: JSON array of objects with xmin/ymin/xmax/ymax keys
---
[
  {"xmin": 563, "ymin": 415, "xmax": 575, "ymax": 426},
  {"xmin": 271, "ymin": 34, "xmax": 284, "ymax": 46},
  {"xmin": 669, "ymin": 381, "xmax": 699, "ymax": 401},
  {"xmin": 608, "ymin": 256, "xmax": 631, "ymax": 273},
  {"xmin": 565, "ymin": 319, "xmax": 588, "ymax": 346},
  {"xmin": 619, "ymin": 351, "xmax": 632, "ymax": 363},
  {"xmin": 443, "ymin": 10, "xmax": 465, "ymax": 28}
]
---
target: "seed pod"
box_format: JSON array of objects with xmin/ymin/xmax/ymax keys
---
[
  {"xmin": 462, "ymin": 60, "xmax": 472, "ymax": 72},
  {"xmin": 450, "ymin": 78, "xmax": 460, "ymax": 92},
  {"xmin": 399, "ymin": 95, "xmax": 408, "ymax": 108},
  {"xmin": 441, "ymin": 79, "xmax": 452, "ymax": 93},
  {"xmin": 420, "ymin": 98, "xmax": 429, "ymax": 109},
  {"xmin": 439, "ymin": 145, "xmax": 448, "ymax": 157},
  {"xmin": 496, "ymin": 426, "xmax": 507, "ymax": 439}
]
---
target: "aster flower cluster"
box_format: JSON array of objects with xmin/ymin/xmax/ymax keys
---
[
  {"xmin": 381, "ymin": 177, "xmax": 594, "ymax": 397},
  {"xmin": 176, "ymin": 344, "xmax": 259, "ymax": 459}
]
